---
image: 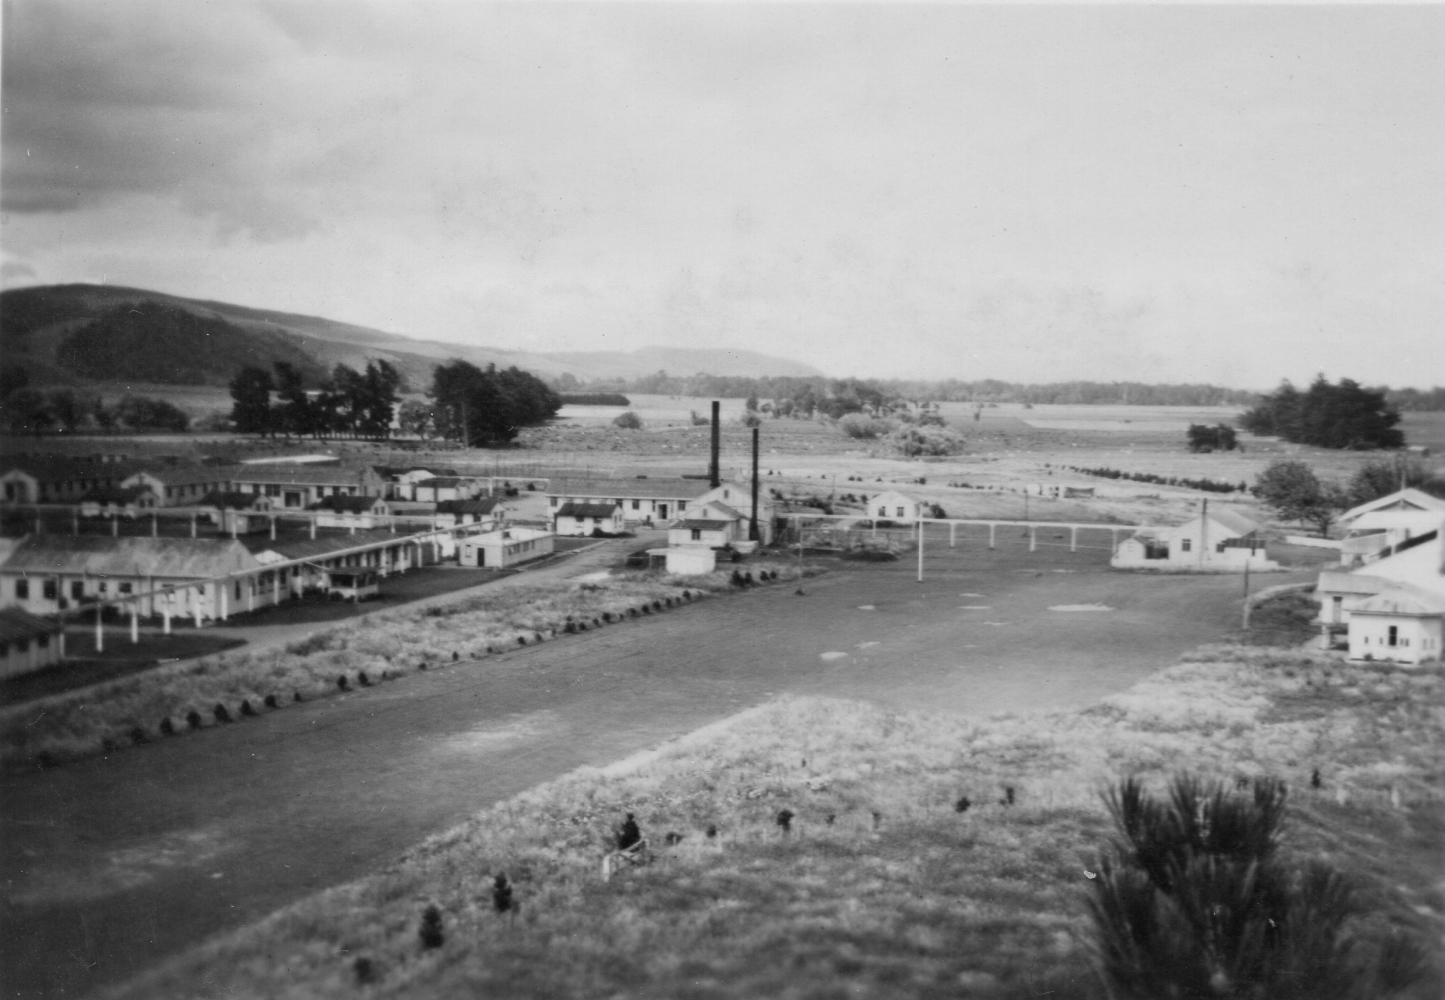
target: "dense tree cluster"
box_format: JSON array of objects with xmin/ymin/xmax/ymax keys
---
[
  {"xmin": 1062, "ymin": 464, "xmax": 1246, "ymax": 494},
  {"xmin": 429, "ymin": 361, "xmax": 560, "ymax": 446},
  {"xmin": 1185, "ymin": 423, "xmax": 1238, "ymax": 453},
  {"xmin": 0, "ymin": 366, "xmax": 189, "ymax": 434},
  {"xmin": 1347, "ymin": 457, "xmax": 1445, "ymax": 505},
  {"xmin": 229, "ymin": 360, "xmax": 402, "ymax": 439},
  {"xmin": 1252, "ymin": 460, "xmax": 1349, "ymax": 535},
  {"xmin": 1239, "ymin": 377, "xmax": 1404, "ymax": 449}
]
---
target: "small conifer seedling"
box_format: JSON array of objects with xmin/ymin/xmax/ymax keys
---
[
  {"xmin": 492, "ymin": 873, "xmax": 514, "ymax": 915},
  {"xmin": 213, "ymin": 703, "xmax": 232, "ymax": 723},
  {"xmin": 776, "ymin": 809, "xmax": 794, "ymax": 834}
]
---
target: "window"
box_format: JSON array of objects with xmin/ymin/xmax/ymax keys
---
[
  {"xmin": 896, "ymin": 507, "xmax": 905, "ymax": 517},
  {"xmin": 235, "ymin": 582, "xmax": 242, "ymax": 599},
  {"xmin": 37, "ymin": 634, "xmax": 49, "ymax": 649},
  {"xmin": 16, "ymin": 579, "xmax": 29, "ymax": 600},
  {"xmin": 632, "ymin": 500, "xmax": 640, "ymax": 510},
  {"xmin": 15, "ymin": 638, "xmax": 28, "ymax": 653},
  {"xmin": 0, "ymin": 641, "xmax": 7, "ymax": 656},
  {"xmin": 1181, "ymin": 539, "xmax": 1192, "ymax": 552},
  {"xmin": 120, "ymin": 582, "xmax": 133, "ymax": 594},
  {"xmin": 71, "ymin": 581, "xmax": 84, "ymax": 600},
  {"xmin": 98, "ymin": 581, "xmax": 108, "ymax": 594},
  {"xmin": 1387, "ymin": 625, "xmax": 1398, "ymax": 647},
  {"xmin": 691, "ymin": 529, "xmax": 702, "ymax": 541},
  {"xmin": 550, "ymin": 497, "xmax": 559, "ymax": 507},
  {"xmin": 43, "ymin": 580, "xmax": 56, "ymax": 600}
]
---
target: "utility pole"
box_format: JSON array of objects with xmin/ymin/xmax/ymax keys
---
[{"xmin": 749, "ymin": 426, "xmax": 760, "ymax": 542}]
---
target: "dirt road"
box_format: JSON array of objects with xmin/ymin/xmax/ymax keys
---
[{"xmin": 0, "ymin": 544, "xmax": 1304, "ymax": 997}]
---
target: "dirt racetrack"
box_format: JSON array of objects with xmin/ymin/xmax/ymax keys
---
[{"xmin": 0, "ymin": 536, "xmax": 1310, "ymax": 998}]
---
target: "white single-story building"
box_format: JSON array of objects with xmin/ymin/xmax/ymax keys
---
[
  {"xmin": 231, "ymin": 465, "xmax": 385, "ymax": 509},
  {"xmin": 458, "ymin": 528, "xmax": 554, "ymax": 568},
  {"xmin": 0, "ymin": 607, "xmax": 64, "ymax": 679},
  {"xmin": 309, "ymin": 495, "xmax": 393, "ymax": 529},
  {"xmin": 668, "ymin": 518, "xmax": 736, "ymax": 548},
  {"xmin": 0, "ymin": 535, "xmax": 263, "ymax": 621},
  {"xmin": 413, "ymin": 477, "xmax": 482, "ymax": 503},
  {"xmin": 122, "ymin": 466, "xmax": 241, "ymax": 506},
  {"xmin": 554, "ymin": 502, "xmax": 625, "ymax": 537},
  {"xmin": 436, "ymin": 497, "xmax": 504, "ymax": 528},
  {"xmin": 869, "ymin": 490, "xmax": 926, "ymax": 522},
  {"xmin": 1346, "ymin": 584, "xmax": 1444, "ymax": 664},
  {"xmin": 1112, "ymin": 507, "xmax": 1279, "ymax": 572}
]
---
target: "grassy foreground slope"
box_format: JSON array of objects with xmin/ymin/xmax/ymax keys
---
[{"xmin": 111, "ymin": 648, "xmax": 1444, "ymax": 1000}]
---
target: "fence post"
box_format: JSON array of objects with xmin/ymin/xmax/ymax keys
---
[{"xmin": 95, "ymin": 604, "xmax": 104, "ymax": 653}]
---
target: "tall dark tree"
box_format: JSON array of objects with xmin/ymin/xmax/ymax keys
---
[
  {"xmin": 361, "ymin": 360, "xmax": 401, "ymax": 439},
  {"xmin": 1240, "ymin": 377, "xmax": 1403, "ymax": 449},
  {"xmin": 229, "ymin": 366, "xmax": 274, "ymax": 435},
  {"xmin": 272, "ymin": 362, "xmax": 315, "ymax": 438},
  {"xmin": 429, "ymin": 360, "xmax": 559, "ymax": 446}
]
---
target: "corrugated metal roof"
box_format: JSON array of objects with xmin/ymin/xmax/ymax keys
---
[
  {"xmin": 255, "ymin": 529, "xmax": 410, "ymax": 561},
  {"xmin": 1205, "ymin": 507, "xmax": 1262, "ymax": 536},
  {"xmin": 437, "ymin": 498, "xmax": 501, "ymax": 515},
  {"xmin": 0, "ymin": 607, "xmax": 62, "ymax": 643},
  {"xmin": 0, "ymin": 536, "xmax": 261, "ymax": 578},
  {"xmin": 1354, "ymin": 583, "xmax": 1445, "ymax": 616},
  {"xmin": 1342, "ymin": 488, "xmax": 1445, "ymax": 523},
  {"xmin": 674, "ymin": 519, "xmax": 732, "ymax": 530},
  {"xmin": 546, "ymin": 478, "xmax": 715, "ymax": 501},
  {"xmin": 556, "ymin": 502, "xmax": 621, "ymax": 519},
  {"xmin": 1317, "ymin": 571, "xmax": 1390, "ymax": 596},
  {"xmin": 230, "ymin": 466, "xmax": 376, "ymax": 487}
]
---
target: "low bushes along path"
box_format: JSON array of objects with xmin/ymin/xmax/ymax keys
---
[{"xmin": 0, "ymin": 539, "xmax": 1308, "ymax": 998}]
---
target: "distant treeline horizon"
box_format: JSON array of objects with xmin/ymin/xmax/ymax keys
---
[{"xmin": 551, "ymin": 371, "xmax": 1445, "ymax": 411}]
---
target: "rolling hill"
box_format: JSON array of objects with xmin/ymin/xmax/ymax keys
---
[{"xmin": 0, "ymin": 284, "xmax": 822, "ymax": 391}]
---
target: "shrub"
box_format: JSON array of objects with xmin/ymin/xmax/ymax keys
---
[
  {"xmin": 212, "ymin": 703, "xmax": 232, "ymax": 723},
  {"xmin": 838, "ymin": 413, "xmax": 893, "ymax": 439},
  {"xmin": 492, "ymin": 873, "xmax": 514, "ymax": 915},
  {"xmin": 263, "ymin": 694, "xmax": 278, "ymax": 709},
  {"xmin": 418, "ymin": 905, "xmax": 444, "ymax": 950},
  {"xmin": 1087, "ymin": 774, "xmax": 1428, "ymax": 999},
  {"xmin": 159, "ymin": 717, "xmax": 175, "ymax": 736},
  {"xmin": 129, "ymin": 726, "xmax": 148, "ymax": 745},
  {"xmin": 612, "ymin": 411, "xmax": 643, "ymax": 430},
  {"xmin": 240, "ymin": 700, "xmax": 256, "ymax": 717},
  {"xmin": 187, "ymin": 710, "xmax": 202, "ymax": 730},
  {"xmin": 336, "ymin": 675, "xmax": 349, "ymax": 691},
  {"xmin": 889, "ymin": 424, "xmax": 965, "ymax": 457}
]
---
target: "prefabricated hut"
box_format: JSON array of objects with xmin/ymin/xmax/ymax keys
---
[
  {"xmin": 1111, "ymin": 507, "xmax": 1278, "ymax": 572},
  {"xmin": 554, "ymin": 502, "xmax": 625, "ymax": 537},
  {"xmin": 1345, "ymin": 585, "xmax": 1444, "ymax": 665},
  {"xmin": 458, "ymin": 527, "xmax": 554, "ymax": 568},
  {"xmin": 0, "ymin": 607, "xmax": 64, "ymax": 680}
]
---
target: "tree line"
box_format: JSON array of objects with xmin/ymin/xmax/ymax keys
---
[
  {"xmin": 228, "ymin": 358, "xmax": 561, "ymax": 446},
  {"xmin": 0, "ymin": 365, "xmax": 189, "ymax": 434},
  {"xmin": 558, "ymin": 371, "xmax": 1259, "ymax": 408},
  {"xmin": 229, "ymin": 360, "xmax": 403, "ymax": 439},
  {"xmin": 1253, "ymin": 456, "xmax": 1445, "ymax": 535}
]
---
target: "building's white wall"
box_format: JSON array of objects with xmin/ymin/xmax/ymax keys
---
[
  {"xmin": 1348, "ymin": 614, "xmax": 1442, "ymax": 664},
  {"xmin": 668, "ymin": 525, "xmax": 732, "ymax": 548},
  {"xmin": 0, "ymin": 629, "xmax": 61, "ymax": 680},
  {"xmin": 666, "ymin": 546, "xmax": 716, "ymax": 576}
]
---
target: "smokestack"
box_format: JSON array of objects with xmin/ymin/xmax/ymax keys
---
[
  {"xmin": 750, "ymin": 426, "xmax": 760, "ymax": 542},
  {"xmin": 709, "ymin": 400, "xmax": 721, "ymax": 488}
]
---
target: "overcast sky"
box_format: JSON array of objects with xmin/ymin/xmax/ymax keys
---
[{"xmin": 3, "ymin": 1, "xmax": 1442, "ymax": 389}]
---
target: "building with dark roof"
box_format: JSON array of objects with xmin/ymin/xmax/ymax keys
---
[
  {"xmin": 554, "ymin": 502, "xmax": 624, "ymax": 536},
  {"xmin": 0, "ymin": 607, "xmax": 63, "ymax": 679}
]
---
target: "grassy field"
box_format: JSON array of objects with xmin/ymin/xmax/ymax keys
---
[
  {"xmin": 0, "ymin": 561, "xmax": 809, "ymax": 772},
  {"xmin": 108, "ymin": 645, "xmax": 1444, "ymax": 1000}
]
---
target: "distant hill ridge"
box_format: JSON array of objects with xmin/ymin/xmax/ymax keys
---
[{"xmin": 0, "ymin": 283, "xmax": 824, "ymax": 389}]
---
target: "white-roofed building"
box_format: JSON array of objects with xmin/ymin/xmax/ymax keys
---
[{"xmin": 1112, "ymin": 506, "xmax": 1279, "ymax": 572}]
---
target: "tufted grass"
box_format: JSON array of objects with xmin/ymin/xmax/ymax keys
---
[{"xmin": 107, "ymin": 647, "xmax": 1444, "ymax": 1000}]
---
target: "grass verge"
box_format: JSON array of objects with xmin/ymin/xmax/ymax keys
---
[
  {"xmin": 107, "ymin": 647, "xmax": 1444, "ymax": 1000},
  {"xmin": 0, "ymin": 560, "xmax": 812, "ymax": 772}
]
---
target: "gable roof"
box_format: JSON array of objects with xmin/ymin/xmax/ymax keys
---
[
  {"xmin": 673, "ymin": 519, "xmax": 732, "ymax": 530},
  {"xmin": 556, "ymin": 502, "xmax": 621, "ymax": 519},
  {"xmin": 699, "ymin": 501, "xmax": 745, "ymax": 520},
  {"xmin": 310, "ymin": 495, "xmax": 387, "ymax": 513},
  {"xmin": 0, "ymin": 607, "xmax": 63, "ymax": 643},
  {"xmin": 125, "ymin": 465, "xmax": 241, "ymax": 486},
  {"xmin": 198, "ymin": 491, "xmax": 272, "ymax": 510},
  {"xmin": 0, "ymin": 536, "xmax": 260, "ymax": 578},
  {"xmin": 546, "ymin": 478, "xmax": 716, "ymax": 501},
  {"xmin": 230, "ymin": 466, "xmax": 377, "ymax": 487},
  {"xmin": 1204, "ymin": 507, "xmax": 1262, "ymax": 537},
  {"xmin": 415, "ymin": 477, "xmax": 472, "ymax": 488},
  {"xmin": 1353, "ymin": 583, "xmax": 1445, "ymax": 616},
  {"xmin": 437, "ymin": 498, "xmax": 501, "ymax": 516},
  {"xmin": 80, "ymin": 485, "xmax": 156, "ymax": 504},
  {"xmin": 1317, "ymin": 570, "xmax": 1392, "ymax": 597},
  {"xmin": 250, "ymin": 528, "xmax": 407, "ymax": 561},
  {"xmin": 1341, "ymin": 488, "xmax": 1445, "ymax": 524},
  {"xmin": 870, "ymin": 489, "xmax": 923, "ymax": 505}
]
